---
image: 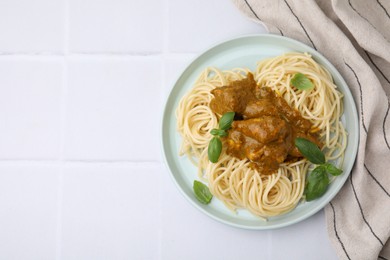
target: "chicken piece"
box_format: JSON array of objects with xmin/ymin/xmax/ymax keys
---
[
  {"xmin": 243, "ymin": 99, "xmax": 279, "ymax": 119},
  {"xmin": 209, "ymin": 73, "xmax": 322, "ymax": 175},
  {"xmin": 226, "ymin": 116, "xmax": 294, "ymax": 175},
  {"xmin": 210, "ymin": 73, "xmax": 257, "ymax": 115},
  {"xmin": 231, "ymin": 116, "xmax": 291, "ymax": 144}
]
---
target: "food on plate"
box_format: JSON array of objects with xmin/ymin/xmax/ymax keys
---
[
  {"xmin": 210, "ymin": 73, "xmax": 320, "ymax": 175},
  {"xmin": 176, "ymin": 52, "xmax": 346, "ymax": 218}
]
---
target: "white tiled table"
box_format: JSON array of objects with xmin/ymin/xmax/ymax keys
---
[{"xmin": 0, "ymin": 0, "xmax": 338, "ymax": 259}]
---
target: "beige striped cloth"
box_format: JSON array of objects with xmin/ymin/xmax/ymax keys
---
[{"xmin": 232, "ymin": 0, "xmax": 390, "ymax": 259}]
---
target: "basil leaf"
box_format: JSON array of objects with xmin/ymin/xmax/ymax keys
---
[
  {"xmin": 295, "ymin": 138, "xmax": 325, "ymax": 165},
  {"xmin": 210, "ymin": 129, "xmax": 219, "ymax": 136},
  {"xmin": 208, "ymin": 137, "xmax": 222, "ymax": 163},
  {"xmin": 305, "ymin": 166, "xmax": 329, "ymax": 201},
  {"xmin": 291, "ymin": 73, "xmax": 314, "ymax": 90},
  {"xmin": 219, "ymin": 112, "xmax": 235, "ymax": 130},
  {"xmin": 193, "ymin": 180, "xmax": 213, "ymax": 204},
  {"xmin": 210, "ymin": 129, "xmax": 227, "ymax": 137},
  {"xmin": 324, "ymin": 163, "xmax": 343, "ymax": 176},
  {"xmin": 217, "ymin": 130, "xmax": 228, "ymax": 137}
]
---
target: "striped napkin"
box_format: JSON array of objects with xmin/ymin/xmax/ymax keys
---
[{"xmin": 232, "ymin": 0, "xmax": 390, "ymax": 259}]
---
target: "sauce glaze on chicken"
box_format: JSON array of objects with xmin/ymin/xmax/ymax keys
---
[{"xmin": 210, "ymin": 73, "xmax": 320, "ymax": 175}]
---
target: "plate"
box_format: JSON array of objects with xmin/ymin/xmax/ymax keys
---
[{"xmin": 161, "ymin": 34, "xmax": 359, "ymax": 230}]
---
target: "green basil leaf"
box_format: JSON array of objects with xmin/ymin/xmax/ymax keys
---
[
  {"xmin": 324, "ymin": 163, "xmax": 343, "ymax": 176},
  {"xmin": 295, "ymin": 138, "xmax": 325, "ymax": 165},
  {"xmin": 193, "ymin": 180, "xmax": 213, "ymax": 204},
  {"xmin": 219, "ymin": 112, "xmax": 235, "ymax": 130},
  {"xmin": 291, "ymin": 73, "xmax": 314, "ymax": 90},
  {"xmin": 217, "ymin": 130, "xmax": 228, "ymax": 137},
  {"xmin": 210, "ymin": 129, "xmax": 219, "ymax": 136},
  {"xmin": 210, "ymin": 128, "xmax": 227, "ymax": 137},
  {"xmin": 305, "ymin": 166, "xmax": 329, "ymax": 201},
  {"xmin": 208, "ymin": 137, "xmax": 222, "ymax": 163}
]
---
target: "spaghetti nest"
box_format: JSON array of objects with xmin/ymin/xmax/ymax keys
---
[{"xmin": 176, "ymin": 52, "xmax": 346, "ymax": 218}]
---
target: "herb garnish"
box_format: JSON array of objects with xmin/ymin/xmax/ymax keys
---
[
  {"xmin": 295, "ymin": 137, "xmax": 343, "ymax": 201},
  {"xmin": 193, "ymin": 180, "xmax": 213, "ymax": 204},
  {"xmin": 304, "ymin": 166, "xmax": 329, "ymax": 201},
  {"xmin": 295, "ymin": 137, "xmax": 325, "ymax": 165},
  {"xmin": 208, "ymin": 137, "xmax": 222, "ymax": 163},
  {"xmin": 210, "ymin": 129, "xmax": 228, "ymax": 137},
  {"xmin": 291, "ymin": 73, "xmax": 314, "ymax": 90},
  {"xmin": 218, "ymin": 111, "xmax": 235, "ymax": 130},
  {"xmin": 208, "ymin": 112, "xmax": 235, "ymax": 163}
]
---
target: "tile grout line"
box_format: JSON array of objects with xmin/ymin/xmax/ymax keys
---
[
  {"xmin": 0, "ymin": 160, "xmax": 163, "ymax": 167},
  {"xmin": 55, "ymin": 167, "xmax": 65, "ymax": 260},
  {"xmin": 0, "ymin": 52, "xmax": 199, "ymax": 59},
  {"xmin": 162, "ymin": 0, "xmax": 170, "ymax": 56},
  {"xmin": 159, "ymin": 0, "xmax": 170, "ymax": 257},
  {"xmin": 55, "ymin": 0, "xmax": 70, "ymax": 259},
  {"xmin": 0, "ymin": 53, "xmax": 159, "ymax": 58}
]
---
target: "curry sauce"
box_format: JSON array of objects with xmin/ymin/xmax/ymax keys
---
[{"xmin": 210, "ymin": 73, "xmax": 320, "ymax": 175}]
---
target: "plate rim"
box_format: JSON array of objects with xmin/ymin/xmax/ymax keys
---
[{"xmin": 161, "ymin": 33, "xmax": 359, "ymax": 230}]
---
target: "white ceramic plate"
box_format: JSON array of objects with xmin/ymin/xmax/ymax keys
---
[{"xmin": 161, "ymin": 34, "xmax": 359, "ymax": 230}]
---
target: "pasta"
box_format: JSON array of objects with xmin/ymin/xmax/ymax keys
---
[{"xmin": 176, "ymin": 52, "xmax": 346, "ymax": 219}]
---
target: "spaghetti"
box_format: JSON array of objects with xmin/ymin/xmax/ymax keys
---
[{"xmin": 176, "ymin": 52, "xmax": 346, "ymax": 218}]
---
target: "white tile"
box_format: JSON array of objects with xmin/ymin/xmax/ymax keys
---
[
  {"xmin": 161, "ymin": 169, "xmax": 270, "ymax": 260},
  {"xmin": 65, "ymin": 57, "xmax": 162, "ymax": 161},
  {"xmin": 0, "ymin": 0, "xmax": 64, "ymax": 53},
  {"xmin": 168, "ymin": 0, "xmax": 267, "ymax": 53},
  {"xmin": 0, "ymin": 165, "xmax": 59, "ymax": 259},
  {"xmin": 61, "ymin": 164, "xmax": 161, "ymax": 260},
  {"xmin": 163, "ymin": 55, "xmax": 195, "ymax": 97},
  {"xmin": 270, "ymin": 211, "xmax": 338, "ymax": 260},
  {"xmin": 69, "ymin": 0, "xmax": 163, "ymax": 53},
  {"xmin": 0, "ymin": 59, "xmax": 62, "ymax": 159}
]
